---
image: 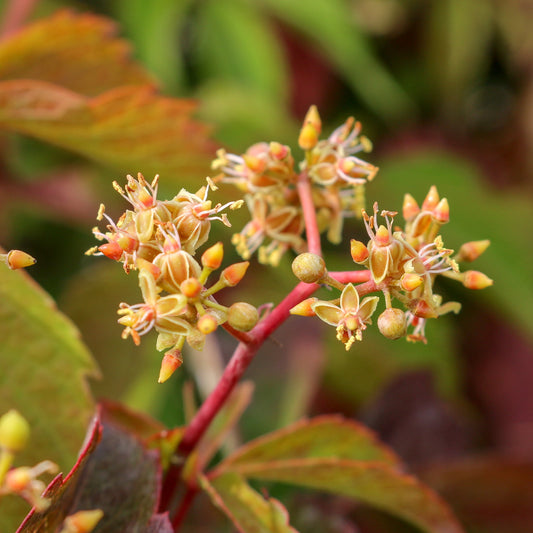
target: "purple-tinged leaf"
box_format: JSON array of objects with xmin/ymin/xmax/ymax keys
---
[{"xmin": 146, "ymin": 513, "xmax": 174, "ymax": 533}]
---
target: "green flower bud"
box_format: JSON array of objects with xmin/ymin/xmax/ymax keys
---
[
  {"xmin": 292, "ymin": 253, "xmax": 326, "ymax": 284},
  {"xmin": 377, "ymin": 308, "xmax": 407, "ymax": 340},
  {"xmin": 0, "ymin": 410, "xmax": 30, "ymax": 452},
  {"xmin": 227, "ymin": 302, "xmax": 259, "ymax": 332}
]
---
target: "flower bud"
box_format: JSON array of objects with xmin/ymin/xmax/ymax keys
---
[
  {"xmin": 456, "ymin": 240, "xmax": 490, "ymax": 262},
  {"xmin": 5, "ymin": 250, "xmax": 36, "ymax": 270},
  {"xmin": 350, "ymin": 240, "xmax": 369, "ymax": 263},
  {"xmin": 269, "ymin": 141, "xmax": 289, "ymax": 160},
  {"xmin": 5, "ymin": 466, "xmax": 31, "ymax": 492},
  {"xmin": 0, "ymin": 410, "xmax": 30, "ymax": 452},
  {"xmin": 463, "ymin": 270, "xmax": 493, "ymax": 290},
  {"xmin": 202, "ymin": 242, "xmax": 224, "ymax": 270},
  {"xmin": 402, "ymin": 194, "xmax": 420, "ymax": 221},
  {"xmin": 290, "ymin": 298, "xmax": 318, "ymax": 317},
  {"xmin": 292, "ymin": 253, "xmax": 326, "ymax": 284},
  {"xmin": 303, "ymin": 105, "xmax": 322, "ymax": 134},
  {"xmin": 422, "ymin": 185, "xmax": 439, "ymax": 211},
  {"xmin": 180, "ymin": 278, "xmax": 202, "ymax": 299},
  {"xmin": 158, "ymin": 349, "xmax": 183, "ymax": 383},
  {"xmin": 62, "ymin": 509, "xmax": 104, "ymax": 533},
  {"xmin": 220, "ymin": 261, "xmax": 249, "ymax": 286},
  {"xmin": 298, "ymin": 123, "xmax": 319, "ymax": 151},
  {"xmin": 433, "ymin": 198, "xmax": 449, "ymax": 223},
  {"xmin": 197, "ymin": 314, "xmax": 218, "ymax": 334},
  {"xmin": 377, "ymin": 308, "xmax": 407, "ymax": 340},
  {"xmin": 227, "ymin": 302, "xmax": 259, "ymax": 331},
  {"xmin": 400, "ymin": 273, "xmax": 424, "ymax": 292}
]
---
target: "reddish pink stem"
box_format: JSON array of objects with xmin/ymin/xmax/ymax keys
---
[
  {"xmin": 297, "ymin": 171, "xmax": 322, "ymax": 256},
  {"xmin": 0, "ymin": 0, "xmax": 39, "ymax": 39}
]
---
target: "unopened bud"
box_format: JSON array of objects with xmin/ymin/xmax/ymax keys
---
[
  {"xmin": 292, "ymin": 253, "xmax": 326, "ymax": 284},
  {"xmin": 375, "ymin": 225, "xmax": 391, "ymax": 246},
  {"xmin": 400, "ymin": 273, "xmax": 424, "ymax": 292},
  {"xmin": 0, "ymin": 410, "xmax": 30, "ymax": 452},
  {"xmin": 457, "ymin": 240, "xmax": 490, "ymax": 262},
  {"xmin": 290, "ymin": 298, "xmax": 318, "ymax": 317},
  {"xmin": 221, "ymin": 261, "xmax": 249, "ymax": 286},
  {"xmin": 227, "ymin": 302, "xmax": 259, "ymax": 332},
  {"xmin": 298, "ymin": 123, "xmax": 319, "ymax": 151},
  {"xmin": 422, "ymin": 185, "xmax": 439, "ymax": 211},
  {"xmin": 403, "ymin": 194, "xmax": 420, "ymax": 221},
  {"xmin": 378, "ymin": 308, "xmax": 407, "ymax": 340},
  {"xmin": 197, "ymin": 314, "xmax": 218, "ymax": 334},
  {"xmin": 180, "ymin": 278, "xmax": 202, "ymax": 298},
  {"xmin": 303, "ymin": 105, "xmax": 322, "ymax": 134},
  {"xmin": 158, "ymin": 349, "xmax": 183, "ymax": 383},
  {"xmin": 410, "ymin": 299, "xmax": 438, "ymax": 319},
  {"xmin": 5, "ymin": 467, "xmax": 31, "ymax": 492},
  {"xmin": 463, "ymin": 270, "xmax": 493, "ymax": 290},
  {"xmin": 433, "ymin": 198, "xmax": 449, "ymax": 223},
  {"xmin": 269, "ymin": 142, "xmax": 289, "ymax": 160},
  {"xmin": 62, "ymin": 509, "xmax": 104, "ymax": 533},
  {"xmin": 350, "ymin": 239, "xmax": 369, "ymax": 263},
  {"xmin": 202, "ymin": 242, "xmax": 224, "ymax": 270},
  {"xmin": 4, "ymin": 250, "xmax": 36, "ymax": 270},
  {"xmin": 136, "ymin": 258, "xmax": 161, "ymax": 279}
]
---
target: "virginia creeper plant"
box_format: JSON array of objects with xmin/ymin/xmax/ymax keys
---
[{"xmin": 0, "ymin": 103, "xmax": 493, "ymax": 532}]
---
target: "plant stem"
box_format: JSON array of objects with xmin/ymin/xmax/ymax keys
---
[
  {"xmin": 171, "ymin": 486, "xmax": 199, "ymax": 531},
  {"xmin": 0, "ymin": 0, "xmax": 39, "ymax": 39},
  {"xmin": 297, "ymin": 171, "xmax": 322, "ymax": 256}
]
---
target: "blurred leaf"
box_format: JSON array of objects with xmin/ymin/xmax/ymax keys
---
[
  {"xmin": 0, "ymin": 80, "xmax": 216, "ymax": 182},
  {"xmin": 425, "ymin": 0, "xmax": 493, "ymax": 108},
  {"xmin": 100, "ymin": 400, "xmax": 165, "ymax": 440},
  {"xmin": 146, "ymin": 514, "xmax": 173, "ymax": 532},
  {"xmin": 377, "ymin": 149, "xmax": 533, "ymax": 343},
  {"xmin": 17, "ymin": 416, "xmax": 102, "ymax": 533},
  {"xmin": 260, "ymin": 0, "xmax": 415, "ymax": 122},
  {"xmin": 0, "ymin": 257, "xmax": 97, "ymax": 530},
  {"xmin": 421, "ymin": 458, "xmax": 533, "ymax": 533},
  {"xmin": 200, "ymin": 472, "xmax": 299, "ymax": 533},
  {"xmin": 216, "ymin": 415, "xmax": 399, "ymax": 471},
  {"xmin": 114, "ymin": 0, "xmax": 193, "ymax": 93},
  {"xmin": 69, "ymin": 416, "xmax": 162, "ymax": 532},
  {"xmin": 216, "ymin": 459, "xmax": 463, "ymax": 533},
  {"xmin": 0, "ymin": 10, "xmax": 153, "ymax": 96},
  {"xmin": 195, "ymin": 0, "xmax": 289, "ymax": 104}
]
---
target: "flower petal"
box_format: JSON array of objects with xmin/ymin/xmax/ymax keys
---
[
  {"xmin": 340, "ymin": 283, "xmax": 360, "ymax": 312},
  {"xmin": 358, "ymin": 296, "xmax": 380, "ymax": 323},
  {"xmin": 312, "ymin": 301, "xmax": 342, "ymax": 326}
]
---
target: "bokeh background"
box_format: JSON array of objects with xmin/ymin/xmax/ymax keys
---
[{"xmin": 1, "ymin": 0, "xmax": 533, "ymax": 531}]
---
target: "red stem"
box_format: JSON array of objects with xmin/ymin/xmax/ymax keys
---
[
  {"xmin": 171, "ymin": 486, "xmax": 199, "ymax": 531},
  {"xmin": 297, "ymin": 171, "xmax": 322, "ymax": 256},
  {"xmin": 0, "ymin": 0, "xmax": 39, "ymax": 39}
]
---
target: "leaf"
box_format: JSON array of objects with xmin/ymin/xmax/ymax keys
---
[
  {"xmin": 17, "ymin": 416, "xmax": 102, "ymax": 533},
  {"xmin": 376, "ymin": 149, "xmax": 533, "ymax": 343},
  {"xmin": 195, "ymin": 0, "xmax": 289, "ymax": 103},
  {"xmin": 260, "ymin": 0, "xmax": 415, "ymax": 122},
  {"xmin": 0, "ymin": 257, "xmax": 97, "ymax": 531},
  {"xmin": 68, "ymin": 415, "xmax": 163, "ymax": 532},
  {"xmin": 0, "ymin": 80, "xmax": 216, "ymax": 182},
  {"xmin": 146, "ymin": 513, "xmax": 174, "ymax": 533},
  {"xmin": 200, "ymin": 472, "xmax": 299, "ymax": 533},
  {"xmin": 216, "ymin": 415, "xmax": 399, "ymax": 473},
  {"xmin": 0, "ymin": 10, "xmax": 154, "ymax": 96},
  {"xmin": 216, "ymin": 459, "xmax": 463, "ymax": 533}
]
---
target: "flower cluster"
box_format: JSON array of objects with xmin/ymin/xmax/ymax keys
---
[
  {"xmin": 212, "ymin": 106, "xmax": 377, "ymax": 265},
  {"xmin": 88, "ymin": 173, "xmax": 258, "ymax": 382},
  {"xmin": 0, "ymin": 410, "xmax": 58, "ymax": 512},
  {"xmin": 292, "ymin": 186, "xmax": 492, "ymax": 347}
]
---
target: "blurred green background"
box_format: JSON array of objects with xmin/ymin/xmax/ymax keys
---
[{"xmin": 1, "ymin": 0, "xmax": 533, "ymax": 531}]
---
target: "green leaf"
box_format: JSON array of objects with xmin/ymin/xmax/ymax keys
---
[
  {"xmin": 216, "ymin": 459, "xmax": 463, "ymax": 533},
  {"xmin": 0, "ymin": 258, "xmax": 97, "ymax": 531},
  {"xmin": 195, "ymin": 0, "xmax": 289, "ymax": 104},
  {"xmin": 0, "ymin": 80, "xmax": 215, "ymax": 183},
  {"xmin": 376, "ymin": 149, "xmax": 533, "ymax": 343},
  {"xmin": 260, "ymin": 0, "xmax": 415, "ymax": 122},
  {"xmin": 0, "ymin": 10, "xmax": 154, "ymax": 96},
  {"xmin": 200, "ymin": 472, "xmax": 299, "ymax": 533},
  {"xmin": 216, "ymin": 415, "xmax": 399, "ymax": 472}
]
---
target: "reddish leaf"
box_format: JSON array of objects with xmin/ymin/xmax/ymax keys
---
[
  {"xmin": 17, "ymin": 415, "xmax": 103, "ymax": 532},
  {"xmin": 214, "ymin": 458, "xmax": 463, "ymax": 533},
  {"xmin": 216, "ymin": 415, "xmax": 399, "ymax": 473},
  {"xmin": 200, "ymin": 472, "xmax": 299, "ymax": 533},
  {"xmin": 146, "ymin": 513, "xmax": 174, "ymax": 533},
  {"xmin": 0, "ymin": 80, "xmax": 216, "ymax": 181},
  {"xmin": 0, "ymin": 10, "xmax": 153, "ymax": 96}
]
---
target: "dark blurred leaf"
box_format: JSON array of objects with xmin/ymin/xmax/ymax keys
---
[
  {"xmin": 260, "ymin": 0, "xmax": 415, "ymax": 122},
  {"xmin": 200, "ymin": 472, "xmax": 299, "ymax": 533},
  {"xmin": 421, "ymin": 458, "xmax": 533, "ymax": 533},
  {"xmin": 0, "ymin": 80, "xmax": 216, "ymax": 182},
  {"xmin": 216, "ymin": 415, "xmax": 399, "ymax": 470},
  {"xmin": 195, "ymin": 0, "xmax": 289, "ymax": 104},
  {"xmin": 0, "ymin": 256, "xmax": 97, "ymax": 530},
  {"xmin": 0, "ymin": 10, "xmax": 153, "ymax": 96},
  {"xmin": 17, "ymin": 416, "xmax": 102, "ymax": 533},
  {"xmin": 100, "ymin": 400, "xmax": 165, "ymax": 440},
  {"xmin": 146, "ymin": 513, "xmax": 173, "ymax": 532},
  {"xmin": 377, "ymin": 149, "xmax": 533, "ymax": 343}
]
